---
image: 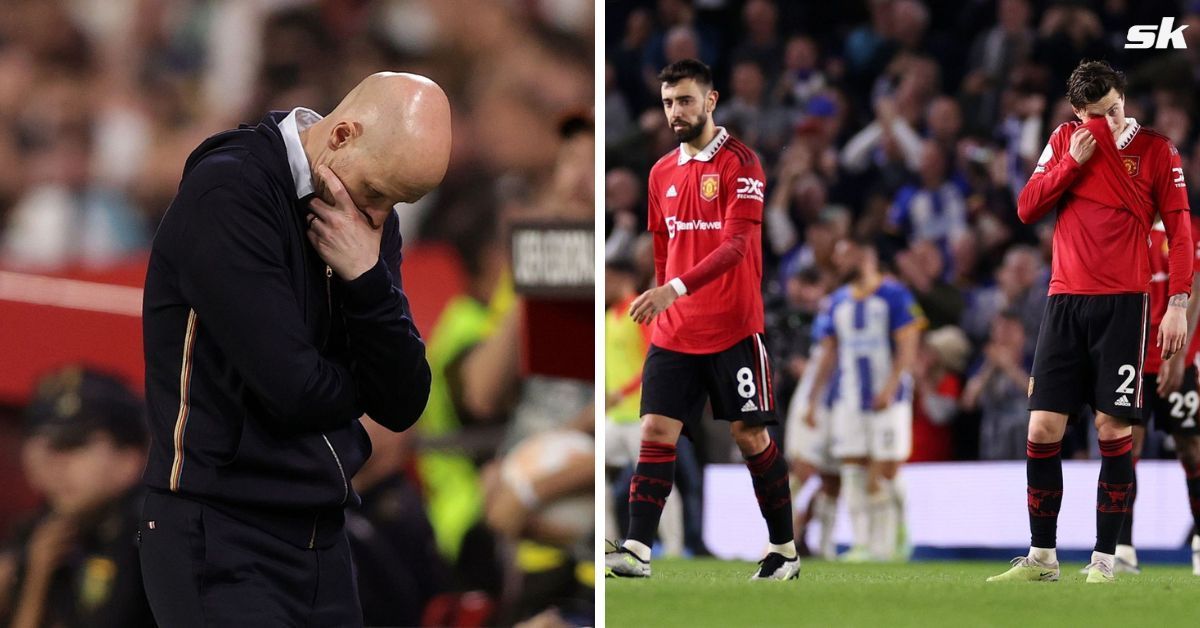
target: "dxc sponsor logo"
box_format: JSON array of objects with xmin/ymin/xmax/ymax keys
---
[{"xmin": 735, "ymin": 177, "xmax": 765, "ymax": 201}]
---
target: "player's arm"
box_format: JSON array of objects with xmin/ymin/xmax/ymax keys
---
[
  {"xmin": 632, "ymin": 157, "xmax": 766, "ymax": 324},
  {"xmin": 1155, "ymin": 144, "xmax": 1193, "ymax": 360},
  {"xmin": 1157, "ymin": 271, "xmax": 1200, "ymax": 396},
  {"xmin": 630, "ymin": 218, "xmax": 756, "ymax": 324},
  {"xmin": 805, "ymin": 336, "xmax": 837, "ymax": 426},
  {"xmin": 874, "ymin": 288, "xmax": 926, "ymax": 410},
  {"xmin": 874, "ymin": 321, "xmax": 921, "ymax": 411},
  {"xmin": 1016, "ymin": 125, "xmax": 1093, "ymax": 224}
]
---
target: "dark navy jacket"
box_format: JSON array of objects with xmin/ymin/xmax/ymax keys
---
[{"xmin": 141, "ymin": 112, "xmax": 431, "ymax": 548}]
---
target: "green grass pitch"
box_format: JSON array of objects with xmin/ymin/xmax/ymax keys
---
[{"xmin": 605, "ymin": 558, "xmax": 1200, "ymax": 627}]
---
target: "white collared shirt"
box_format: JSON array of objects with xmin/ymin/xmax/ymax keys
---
[
  {"xmin": 677, "ymin": 126, "xmax": 730, "ymax": 166},
  {"xmin": 278, "ymin": 107, "xmax": 324, "ymax": 199}
]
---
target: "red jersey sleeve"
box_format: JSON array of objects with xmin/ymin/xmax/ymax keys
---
[
  {"xmin": 722, "ymin": 154, "xmax": 766, "ymax": 223},
  {"xmin": 1154, "ymin": 142, "xmax": 1190, "ymax": 215},
  {"xmin": 647, "ymin": 172, "xmax": 664, "ymax": 232},
  {"xmin": 1192, "ymin": 216, "xmax": 1200, "ymax": 273},
  {"xmin": 1017, "ymin": 123, "xmax": 1084, "ymax": 224},
  {"xmin": 647, "ymin": 168, "xmax": 667, "ymax": 286},
  {"xmin": 1155, "ymin": 142, "xmax": 1192, "ymax": 296}
]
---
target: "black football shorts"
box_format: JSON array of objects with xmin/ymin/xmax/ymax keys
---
[
  {"xmin": 1028, "ymin": 293, "xmax": 1148, "ymax": 423},
  {"xmin": 1144, "ymin": 365, "xmax": 1200, "ymax": 435},
  {"xmin": 640, "ymin": 333, "xmax": 777, "ymax": 427}
]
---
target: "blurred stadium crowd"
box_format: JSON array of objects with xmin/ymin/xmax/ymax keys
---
[
  {"xmin": 0, "ymin": 1, "xmax": 594, "ymax": 627},
  {"xmin": 605, "ymin": 0, "xmax": 1200, "ymax": 471}
]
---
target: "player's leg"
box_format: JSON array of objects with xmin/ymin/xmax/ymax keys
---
[
  {"xmin": 785, "ymin": 394, "xmax": 831, "ymax": 557},
  {"xmin": 1084, "ymin": 293, "xmax": 1148, "ymax": 582},
  {"xmin": 815, "ymin": 472, "xmax": 841, "ymax": 560},
  {"xmin": 833, "ymin": 403, "xmax": 871, "ymax": 560},
  {"xmin": 1158, "ymin": 364, "xmax": 1200, "ymax": 575},
  {"xmin": 730, "ymin": 420, "xmax": 799, "ymax": 579},
  {"xmin": 615, "ymin": 413, "xmax": 683, "ymax": 571},
  {"xmin": 1174, "ymin": 432, "xmax": 1200, "ymax": 575},
  {"xmin": 1088, "ymin": 412, "xmax": 1135, "ymax": 582},
  {"xmin": 867, "ymin": 403, "xmax": 913, "ymax": 562},
  {"xmin": 789, "ymin": 458, "xmax": 817, "ymax": 556},
  {"xmin": 987, "ymin": 409, "xmax": 1068, "ymax": 582},
  {"xmin": 607, "ymin": 345, "xmax": 702, "ymax": 578},
  {"xmin": 813, "ymin": 405, "xmax": 842, "ymax": 560},
  {"xmin": 708, "ymin": 334, "xmax": 797, "ymax": 579},
  {"xmin": 990, "ymin": 295, "xmax": 1090, "ymax": 582},
  {"xmin": 1115, "ymin": 422, "xmax": 1146, "ymax": 573}
]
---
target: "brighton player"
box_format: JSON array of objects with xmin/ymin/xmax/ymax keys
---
[
  {"xmin": 604, "ymin": 59, "xmax": 798, "ymax": 580},
  {"xmin": 1112, "ymin": 217, "xmax": 1200, "ymax": 575},
  {"xmin": 784, "ymin": 314, "xmax": 841, "ymax": 561},
  {"xmin": 805, "ymin": 237, "xmax": 924, "ymax": 562},
  {"xmin": 989, "ymin": 60, "xmax": 1191, "ymax": 583}
]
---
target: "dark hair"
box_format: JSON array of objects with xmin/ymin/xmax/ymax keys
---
[
  {"xmin": 1066, "ymin": 60, "xmax": 1126, "ymax": 108},
  {"xmin": 658, "ymin": 59, "xmax": 713, "ymax": 89}
]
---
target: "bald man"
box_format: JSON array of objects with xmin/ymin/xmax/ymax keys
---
[{"xmin": 138, "ymin": 73, "xmax": 450, "ymax": 627}]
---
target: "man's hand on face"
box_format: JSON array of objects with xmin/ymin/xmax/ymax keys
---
[{"xmin": 308, "ymin": 165, "xmax": 383, "ymax": 281}]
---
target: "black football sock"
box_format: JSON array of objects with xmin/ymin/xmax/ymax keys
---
[
  {"xmin": 745, "ymin": 439, "xmax": 794, "ymax": 546},
  {"xmin": 627, "ymin": 440, "xmax": 676, "ymax": 547},
  {"xmin": 1027, "ymin": 439, "xmax": 1064, "ymax": 551},
  {"xmin": 1185, "ymin": 460, "xmax": 1200, "ymax": 538},
  {"xmin": 1095, "ymin": 435, "xmax": 1135, "ymax": 555},
  {"xmin": 1118, "ymin": 456, "xmax": 1138, "ymax": 547}
]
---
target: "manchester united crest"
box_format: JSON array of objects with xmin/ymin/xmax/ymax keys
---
[
  {"xmin": 700, "ymin": 173, "xmax": 719, "ymax": 202},
  {"xmin": 1122, "ymin": 156, "xmax": 1140, "ymax": 177}
]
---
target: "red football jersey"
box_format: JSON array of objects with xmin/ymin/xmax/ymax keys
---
[
  {"xmin": 1145, "ymin": 217, "xmax": 1200, "ymax": 374},
  {"xmin": 1018, "ymin": 118, "xmax": 1191, "ymax": 296},
  {"xmin": 646, "ymin": 127, "xmax": 766, "ymax": 354}
]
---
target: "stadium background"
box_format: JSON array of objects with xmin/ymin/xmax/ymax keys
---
[
  {"xmin": 604, "ymin": 0, "xmax": 1200, "ymax": 562},
  {"xmin": 0, "ymin": 1, "xmax": 594, "ymax": 626}
]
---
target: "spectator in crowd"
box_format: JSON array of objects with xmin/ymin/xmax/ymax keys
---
[
  {"xmin": 911, "ymin": 326, "xmax": 971, "ymax": 462},
  {"xmin": 962, "ymin": 310, "xmax": 1031, "ymax": 460},
  {"xmin": 605, "ymin": 167, "xmax": 643, "ymax": 262},
  {"xmin": 894, "ymin": 239, "xmax": 964, "ymax": 330},
  {"xmin": 773, "ymin": 35, "xmax": 827, "ymax": 112},
  {"xmin": 720, "ymin": 59, "xmax": 791, "ymax": 163},
  {"xmin": 885, "ymin": 141, "xmax": 968, "ymax": 270},
  {"xmin": 732, "ymin": 0, "xmax": 784, "ymax": 86},
  {"xmin": 963, "ymin": 0, "xmax": 1036, "ymax": 134},
  {"xmin": 960, "ymin": 244, "xmax": 1045, "ymax": 357},
  {"xmin": 0, "ymin": 367, "xmax": 152, "ymax": 628}
]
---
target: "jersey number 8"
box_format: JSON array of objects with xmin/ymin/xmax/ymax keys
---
[{"xmin": 736, "ymin": 367, "xmax": 757, "ymax": 399}]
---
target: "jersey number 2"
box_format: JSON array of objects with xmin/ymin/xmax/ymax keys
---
[{"xmin": 1116, "ymin": 365, "xmax": 1136, "ymax": 395}]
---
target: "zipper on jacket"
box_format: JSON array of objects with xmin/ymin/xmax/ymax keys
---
[
  {"xmin": 321, "ymin": 433, "xmax": 349, "ymax": 505},
  {"xmin": 321, "ymin": 264, "xmax": 333, "ymax": 349},
  {"xmin": 307, "ymin": 513, "xmax": 318, "ymax": 549}
]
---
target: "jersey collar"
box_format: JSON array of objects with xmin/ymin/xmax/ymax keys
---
[
  {"xmin": 1116, "ymin": 117, "xmax": 1139, "ymax": 150},
  {"xmin": 677, "ymin": 126, "xmax": 729, "ymax": 166}
]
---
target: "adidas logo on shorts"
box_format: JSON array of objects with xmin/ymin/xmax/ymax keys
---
[
  {"xmin": 741, "ymin": 399, "xmax": 758, "ymax": 412},
  {"xmin": 1115, "ymin": 395, "xmax": 1131, "ymax": 407}
]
